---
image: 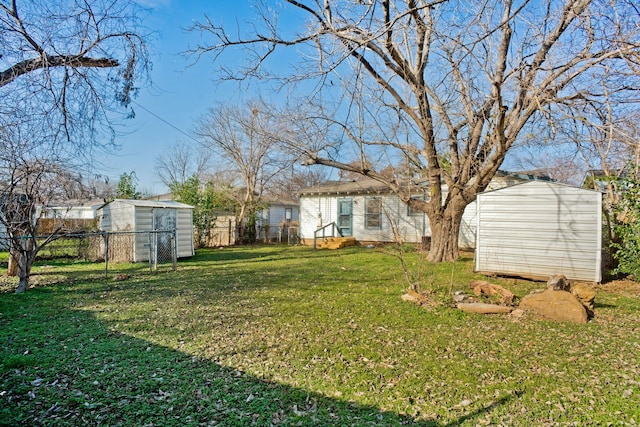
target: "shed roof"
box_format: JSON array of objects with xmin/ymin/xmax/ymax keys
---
[
  {"xmin": 478, "ymin": 179, "xmax": 601, "ymax": 196},
  {"xmin": 98, "ymin": 199, "xmax": 194, "ymax": 210}
]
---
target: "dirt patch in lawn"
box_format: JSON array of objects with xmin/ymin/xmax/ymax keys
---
[{"xmin": 600, "ymin": 279, "xmax": 640, "ymax": 297}]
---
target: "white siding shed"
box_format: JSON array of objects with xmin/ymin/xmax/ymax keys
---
[
  {"xmin": 475, "ymin": 181, "xmax": 602, "ymax": 282},
  {"xmin": 97, "ymin": 199, "xmax": 195, "ymax": 262}
]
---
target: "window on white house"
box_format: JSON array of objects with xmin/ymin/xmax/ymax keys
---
[
  {"xmin": 365, "ymin": 197, "xmax": 382, "ymax": 229},
  {"xmin": 407, "ymin": 195, "xmax": 428, "ymax": 216}
]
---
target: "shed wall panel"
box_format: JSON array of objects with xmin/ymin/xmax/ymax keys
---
[
  {"xmin": 176, "ymin": 209, "xmax": 195, "ymax": 257},
  {"xmin": 131, "ymin": 207, "xmax": 152, "ymax": 262},
  {"xmin": 100, "ymin": 203, "xmax": 135, "ymax": 231},
  {"xmin": 475, "ymin": 181, "xmax": 602, "ymax": 282}
]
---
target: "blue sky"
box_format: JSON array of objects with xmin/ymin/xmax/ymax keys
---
[
  {"xmin": 107, "ymin": 1, "xmax": 262, "ymax": 195},
  {"xmin": 106, "ymin": 1, "xmax": 564, "ymax": 194}
]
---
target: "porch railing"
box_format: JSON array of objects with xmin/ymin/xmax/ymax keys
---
[{"xmin": 313, "ymin": 222, "xmax": 344, "ymax": 249}]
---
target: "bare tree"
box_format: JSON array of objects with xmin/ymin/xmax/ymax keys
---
[
  {"xmin": 154, "ymin": 140, "xmax": 213, "ymax": 187},
  {"xmin": 0, "ymin": 122, "xmax": 81, "ymax": 292},
  {"xmin": 558, "ymin": 96, "xmax": 640, "ymax": 246},
  {"xmin": 0, "ymin": 0, "xmax": 149, "ymax": 291},
  {"xmin": 264, "ymin": 166, "xmax": 329, "ymax": 201},
  {"xmin": 194, "ymin": 100, "xmax": 295, "ymax": 242},
  {"xmin": 192, "ymin": 0, "xmax": 640, "ymax": 261},
  {"xmin": 1, "ymin": 0, "xmax": 149, "ymax": 155}
]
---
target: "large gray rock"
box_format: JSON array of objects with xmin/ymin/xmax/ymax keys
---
[
  {"xmin": 547, "ymin": 275, "xmax": 570, "ymax": 291},
  {"xmin": 519, "ymin": 288, "xmax": 588, "ymax": 323}
]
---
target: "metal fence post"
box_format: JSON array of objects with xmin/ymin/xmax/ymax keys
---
[
  {"xmin": 172, "ymin": 229, "xmax": 177, "ymax": 271},
  {"xmin": 148, "ymin": 232, "xmax": 153, "ymax": 272},
  {"xmin": 154, "ymin": 231, "xmax": 159, "ymax": 271},
  {"xmin": 104, "ymin": 231, "xmax": 109, "ymax": 278}
]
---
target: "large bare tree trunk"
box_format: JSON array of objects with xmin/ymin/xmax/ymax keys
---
[
  {"xmin": 15, "ymin": 255, "xmax": 31, "ymax": 293},
  {"xmin": 426, "ymin": 203, "xmax": 465, "ymax": 263},
  {"xmin": 14, "ymin": 239, "xmax": 36, "ymax": 293}
]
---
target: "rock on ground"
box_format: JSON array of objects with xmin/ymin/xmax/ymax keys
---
[
  {"xmin": 519, "ymin": 288, "xmax": 588, "ymax": 323},
  {"xmin": 571, "ymin": 283, "xmax": 596, "ymax": 312},
  {"xmin": 457, "ymin": 303, "xmax": 513, "ymax": 314},
  {"xmin": 469, "ymin": 280, "xmax": 515, "ymax": 304}
]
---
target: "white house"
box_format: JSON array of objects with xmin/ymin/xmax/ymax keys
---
[
  {"xmin": 40, "ymin": 199, "xmax": 104, "ymax": 220},
  {"xmin": 299, "ymin": 179, "xmax": 427, "ymax": 246},
  {"xmin": 298, "ymin": 172, "xmax": 550, "ymax": 247},
  {"xmin": 257, "ymin": 199, "xmax": 300, "ymax": 242},
  {"xmin": 97, "ymin": 199, "xmax": 195, "ymax": 262}
]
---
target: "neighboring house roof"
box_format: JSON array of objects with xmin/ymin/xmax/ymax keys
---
[
  {"xmin": 44, "ymin": 198, "xmax": 106, "ymax": 209},
  {"xmin": 298, "ymin": 178, "xmax": 397, "ymax": 196},
  {"xmin": 145, "ymin": 193, "xmax": 175, "ymax": 201},
  {"xmin": 580, "ymin": 169, "xmax": 628, "ymax": 191},
  {"xmin": 261, "ymin": 197, "xmax": 299, "ymax": 207},
  {"xmin": 495, "ymin": 169, "xmax": 553, "ymax": 181},
  {"xmin": 299, "ymin": 171, "xmax": 553, "ymax": 196},
  {"xmin": 98, "ymin": 199, "xmax": 194, "ymax": 210}
]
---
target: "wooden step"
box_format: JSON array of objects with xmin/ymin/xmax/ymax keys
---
[{"xmin": 317, "ymin": 237, "xmax": 357, "ymax": 250}]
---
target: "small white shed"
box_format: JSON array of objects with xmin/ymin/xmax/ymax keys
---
[
  {"xmin": 475, "ymin": 181, "xmax": 602, "ymax": 282},
  {"xmin": 97, "ymin": 199, "xmax": 195, "ymax": 262}
]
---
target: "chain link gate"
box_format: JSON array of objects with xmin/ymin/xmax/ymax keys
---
[
  {"xmin": 148, "ymin": 230, "xmax": 177, "ymax": 272},
  {"xmin": 101, "ymin": 230, "xmax": 177, "ymax": 275}
]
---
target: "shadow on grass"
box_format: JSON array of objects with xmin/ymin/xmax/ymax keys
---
[
  {"xmin": 186, "ymin": 245, "xmax": 334, "ymax": 265},
  {"xmin": 442, "ymin": 393, "xmax": 519, "ymax": 427},
  {"xmin": 0, "ymin": 287, "xmax": 513, "ymax": 427}
]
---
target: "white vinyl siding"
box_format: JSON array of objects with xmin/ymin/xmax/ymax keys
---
[
  {"xmin": 176, "ymin": 208, "xmax": 195, "ymax": 258},
  {"xmin": 459, "ymin": 200, "xmax": 477, "ymax": 249},
  {"xmin": 258, "ymin": 204, "xmax": 300, "ymax": 240},
  {"xmin": 475, "ymin": 181, "xmax": 602, "ymax": 282}
]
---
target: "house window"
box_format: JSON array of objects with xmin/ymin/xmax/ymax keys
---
[
  {"xmin": 407, "ymin": 196, "xmax": 427, "ymax": 216},
  {"xmin": 365, "ymin": 197, "xmax": 382, "ymax": 229},
  {"xmin": 285, "ymin": 208, "xmax": 292, "ymax": 221}
]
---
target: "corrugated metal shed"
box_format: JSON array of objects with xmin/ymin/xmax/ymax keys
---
[
  {"xmin": 97, "ymin": 199, "xmax": 195, "ymax": 261},
  {"xmin": 475, "ymin": 181, "xmax": 602, "ymax": 282}
]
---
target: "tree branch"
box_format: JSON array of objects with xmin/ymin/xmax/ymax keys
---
[{"xmin": 0, "ymin": 55, "xmax": 119, "ymax": 88}]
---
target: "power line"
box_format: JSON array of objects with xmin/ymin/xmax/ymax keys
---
[{"xmin": 132, "ymin": 100, "xmax": 200, "ymax": 144}]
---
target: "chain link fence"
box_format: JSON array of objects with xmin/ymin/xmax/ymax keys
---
[
  {"xmin": 33, "ymin": 230, "xmax": 177, "ymax": 277},
  {"xmin": 196, "ymin": 224, "xmax": 300, "ymax": 247}
]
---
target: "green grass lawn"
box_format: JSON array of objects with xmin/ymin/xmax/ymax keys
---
[{"xmin": 1, "ymin": 245, "xmax": 639, "ymax": 426}]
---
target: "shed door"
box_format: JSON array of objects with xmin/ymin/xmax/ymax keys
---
[
  {"xmin": 337, "ymin": 199, "xmax": 353, "ymax": 236},
  {"xmin": 153, "ymin": 208, "xmax": 176, "ymax": 231},
  {"xmin": 153, "ymin": 208, "xmax": 176, "ymax": 261}
]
